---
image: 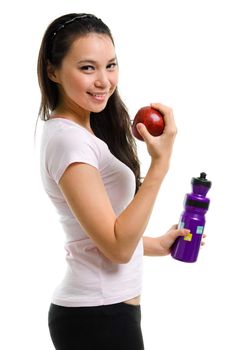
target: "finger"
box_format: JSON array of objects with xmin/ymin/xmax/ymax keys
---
[
  {"xmin": 136, "ymin": 123, "xmax": 154, "ymax": 143},
  {"xmin": 170, "ymin": 228, "xmax": 190, "ymax": 239},
  {"xmin": 150, "ymin": 103, "xmax": 172, "ymax": 116},
  {"xmin": 180, "ymin": 229, "xmax": 191, "ymax": 236},
  {"xmin": 150, "ymin": 103, "xmax": 177, "ymax": 135},
  {"xmin": 201, "ymin": 234, "xmax": 206, "ymax": 246}
]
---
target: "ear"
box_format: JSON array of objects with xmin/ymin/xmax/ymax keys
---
[{"xmin": 47, "ymin": 61, "xmax": 60, "ymax": 83}]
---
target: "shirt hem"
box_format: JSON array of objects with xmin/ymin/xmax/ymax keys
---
[{"xmin": 51, "ymin": 288, "xmax": 142, "ymax": 307}]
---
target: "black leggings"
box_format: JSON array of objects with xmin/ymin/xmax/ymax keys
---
[{"xmin": 48, "ymin": 302, "xmax": 144, "ymax": 350}]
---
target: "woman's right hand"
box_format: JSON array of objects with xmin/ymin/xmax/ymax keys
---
[{"xmin": 136, "ymin": 103, "xmax": 177, "ymax": 166}]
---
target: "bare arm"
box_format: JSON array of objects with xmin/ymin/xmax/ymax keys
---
[{"xmin": 59, "ymin": 104, "xmax": 177, "ymax": 264}]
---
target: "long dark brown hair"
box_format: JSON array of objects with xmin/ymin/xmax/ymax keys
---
[{"xmin": 37, "ymin": 13, "xmax": 141, "ymax": 192}]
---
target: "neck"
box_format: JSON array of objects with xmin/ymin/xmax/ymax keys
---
[{"xmin": 51, "ymin": 105, "xmax": 92, "ymax": 133}]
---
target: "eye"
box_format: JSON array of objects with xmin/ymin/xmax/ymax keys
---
[
  {"xmin": 106, "ymin": 62, "xmax": 117, "ymax": 71},
  {"xmin": 80, "ymin": 65, "xmax": 95, "ymax": 72}
]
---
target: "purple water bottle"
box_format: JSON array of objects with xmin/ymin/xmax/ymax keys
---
[{"xmin": 171, "ymin": 172, "xmax": 212, "ymax": 263}]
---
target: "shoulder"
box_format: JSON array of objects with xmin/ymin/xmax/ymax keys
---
[
  {"xmin": 44, "ymin": 119, "xmax": 104, "ymax": 155},
  {"xmin": 41, "ymin": 119, "xmax": 109, "ymax": 182},
  {"xmin": 45, "ymin": 119, "xmax": 93, "ymax": 142}
]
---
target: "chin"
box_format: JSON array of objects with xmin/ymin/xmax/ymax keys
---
[{"xmin": 90, "ymin": 103, "xmax": 108, "ymax": 114}]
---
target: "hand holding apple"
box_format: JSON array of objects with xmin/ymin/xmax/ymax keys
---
[{"xmin": 132, "ymin": 106, "xmax": 165, "ymax": 141}]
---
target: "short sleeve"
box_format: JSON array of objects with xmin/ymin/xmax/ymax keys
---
[{"xmin": 46, "ymin": 127, "xmax": 100, "ymax": 184}]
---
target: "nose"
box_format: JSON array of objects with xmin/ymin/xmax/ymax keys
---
[{"xmin": 94, "ymin": 69, "xmax": 109, "ymax": 88}]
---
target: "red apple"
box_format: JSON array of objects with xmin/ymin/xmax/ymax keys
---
[{"xmin": 132, "ymin": 106, "xmax": 165, "ymax": 141}]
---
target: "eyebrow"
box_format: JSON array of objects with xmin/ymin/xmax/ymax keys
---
[{"xmin": 77, "ymin": 57, "xmax": 117, "ymax": 64}]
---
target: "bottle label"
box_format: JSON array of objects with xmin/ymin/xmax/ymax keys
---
[
  {"xmin": 179, "ymin": 221, "xmax": 185, "ymax": 229},
  {"xmin": 184, "ymin": 232, "xmax": 193, "ymax": 241},
  {"xmin": 196, "ymin": 226, "xmax": 204, "ymax": 234}
]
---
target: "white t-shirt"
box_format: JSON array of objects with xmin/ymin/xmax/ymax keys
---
[{"xmin": 40, "ymin": 118, "xmax": 143, "ymax": 307}]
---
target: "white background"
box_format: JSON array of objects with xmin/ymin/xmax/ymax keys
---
[{"xmin": 1, "ymin": 0, "xmax": 231, "ymax": 349}]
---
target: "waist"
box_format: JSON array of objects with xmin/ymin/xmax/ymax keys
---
[
  {"xmin": 52, "ymin": 238, "xmax": 143, "ymax": 307},
  {"xmin": 124, "ymin": 295, "xmax": 141, "ymax": 306}
]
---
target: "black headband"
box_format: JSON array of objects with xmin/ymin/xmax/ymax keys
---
[{"xmin": 51, "ymin": 14, "xmax": 98, "ymax": 41}]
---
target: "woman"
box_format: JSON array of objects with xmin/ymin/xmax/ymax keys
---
[{"xmin": 37, "ymin": 13, "xmax": 188, "ymax": 350}]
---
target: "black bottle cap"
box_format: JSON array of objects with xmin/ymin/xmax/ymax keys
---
[{"xmin": 191, "ymin": 172, "xmax": 212, "ymax": 188}]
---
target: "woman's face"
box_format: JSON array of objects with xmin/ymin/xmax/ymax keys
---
[{"xmin": 51, "ymin": 33, "xmax": 119, "ymax": 114}]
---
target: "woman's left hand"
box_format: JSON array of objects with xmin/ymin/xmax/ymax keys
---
[
  {"xmin": 157, "ymin": 224, "xmax": 189, "ymax": 256},
  {"xmin": 143, "ymin": 224, "xmax": 206, "ymax": 256}
]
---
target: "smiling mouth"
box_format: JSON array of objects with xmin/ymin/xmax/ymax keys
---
[{"xmin": 87, "ymin": 92, "xmax": 108, "ymax": 101}]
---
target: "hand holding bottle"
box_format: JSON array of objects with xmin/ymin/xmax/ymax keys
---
[{"xmin": 171, "ymin": 172, "xmax": 212, "ymax": 263}]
